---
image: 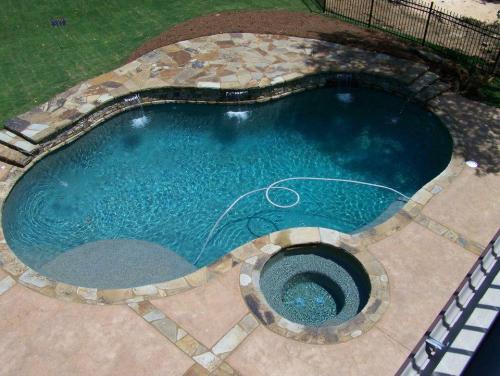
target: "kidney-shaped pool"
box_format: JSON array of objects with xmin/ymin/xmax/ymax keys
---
[{"xmin": 2, "ymin": 87, "xmax": 452, "ymax": 288}]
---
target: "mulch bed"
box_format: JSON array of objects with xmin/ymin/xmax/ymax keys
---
[
  {"xmin": 127, "ymin": 10, "xmax": 419, "ymax": 61},
  {"xmin": 126, "ymin": 10, "xmax": 468, "ymax": 87}
]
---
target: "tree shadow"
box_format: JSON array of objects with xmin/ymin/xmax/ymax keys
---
[
  {"xmin": 431, "ymin": 93, "xmax": 499, "ymax": 175},
  {"xmin": 298, "ymin": 34, "xmax": 499, "ymax": 176},
  {"xmin": 301, "ymin": 0, "xmax": 324, "ymax": 13}
]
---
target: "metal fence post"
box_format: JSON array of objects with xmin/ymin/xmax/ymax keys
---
[
  {"xmin": 368, "ymin": 0, "xmax": 375, "ymax": 27},
  {"xmin": 493, "ymin": 48, "xmax": 500, "ymax": 75},
  {"xmin": 422, "ymin": 1, "xmax": 434, "ymax": 45}
]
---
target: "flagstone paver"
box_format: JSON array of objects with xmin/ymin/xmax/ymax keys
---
[
  {"xmin": 0, "ymin": 130, "xmax": 38, "ymax": 155},
  {"xmin": 128, "ymin": 298, "xmax": 254, "ymax": 374},
  {"xmin": 408, "ymin": 71, "xmax": 439, "ymax": 93},
  {"xmin": 0, "ymin": 275, "xmax": 15, "ymax": 295},
  {"xmin": 421, "ymin": 166, "xmax": 500, "ymax": 247},
  {"xmin": 0, "ymin": 143, "xmax": 31, "ymax": 167},
  {"xmin": 409, "ymin": 213, "xmax": 484, "ymax": 255},
  {"xmin": 0, "ymin": 162, "xmax": 13, "ymax": 181},
  {"xmin": 154, "ymin": 266, "xmax": 248, "ymax": 348},
  {"xmin": 3, "ymin": 33, "xmax": 441, "ymax": 146},
  {"xmin": 0, "ymin": 285, "xmax": 193, "ymax": 376}
]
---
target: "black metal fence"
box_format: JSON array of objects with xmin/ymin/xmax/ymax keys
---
[
  {"xmin": 396, "ymin": 229, "xmax": 500, "ymax": 375},
  {"xmin": 318, "ymin": 0, "xmax": 500, "ymax": 75}
]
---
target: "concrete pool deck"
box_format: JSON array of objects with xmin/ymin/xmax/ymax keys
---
[
  {"xmin": 0, "ymin": 33, "xmax": 498, "ymax": 375},
  {"xmin": 0, "ymin": 186, "xmax": 496, "ymax": 375}
]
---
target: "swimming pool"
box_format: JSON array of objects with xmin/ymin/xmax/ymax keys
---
[{"xmin": 2, "ymin": 87, "xmax": 452, "ymax": 288}]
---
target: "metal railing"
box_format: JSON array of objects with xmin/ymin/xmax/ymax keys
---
[
  {"xmin": 319, "ymin": 0, "xmax": 500, "ymax": 75},
  {"xmin": 396, "ymin": 229, "xmax": 500, "ymax": 375}
]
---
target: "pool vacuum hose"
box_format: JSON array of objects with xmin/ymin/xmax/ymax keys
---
[{"xmin": 194, "ymin": 177, "xmax": 411, "ymax": 265}]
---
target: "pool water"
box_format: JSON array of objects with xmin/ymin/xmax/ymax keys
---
[
  {"xmin": 281, "ymin": 273, "xmax": 343, "ymax": 325},
  {"xmin": 2, "ymin": 87, "xmax": 452, "ymax": 288},
  {"xmin": 260, "ymin": 245, "xmax": 371, "ymax": 326}
]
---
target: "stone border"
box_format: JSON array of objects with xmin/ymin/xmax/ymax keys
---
[
  {"xmin": 0, "ymin": 34, "xmax": 472, "ymax": 305},
  {"xmin": 1, "ymin": 70, "xmax": 447, "ymax": 161},
  {"xmin": 2, "ymin": 33, "xmax": 437, "ymax": 145},
  {"xmin": 0, "ymin": 150, "xmax": 463, "ymax": 306},
  {"xmin": 239, "ymin": 227, "xmax": 389, "ymax": 344},
  {"xmin": 128, "ymin": 300, "xmax": 257, "ymax": 373},
  {"xmin": 0, "ymin": 275, "xmax": 16, "ymax": 296}
]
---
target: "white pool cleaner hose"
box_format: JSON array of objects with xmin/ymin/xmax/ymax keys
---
[{"xmin": 194, "ymin": 177, "xmax": 411, "ymax": 265}]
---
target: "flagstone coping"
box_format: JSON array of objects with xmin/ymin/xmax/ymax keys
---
[
  {"xmin": 0, "ymin": 33, "xmax": 481, "ymax": 305},
  {"xmin": 4, "ymin": 33, "xmax": 447, "ymax": 146},
  {"xmin": 239, "ymin": 228, "xmax": 390, "ymax": 344}
]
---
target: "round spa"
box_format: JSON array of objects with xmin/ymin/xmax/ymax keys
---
[
  {"xmin": 260, "ymin": 244, "xmax": 371, "ymax": 327},
  {"xmin": 239, "ymin": 233, "xmax": 389, "ymax": 344}
]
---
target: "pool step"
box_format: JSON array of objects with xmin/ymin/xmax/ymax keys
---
[
  {"xmin": 408, "ymin": 71, "xmax": 440, "ymax": 94},
  {"xmin": 0, "ymin": 129, "xmax": 39, "ymax": 155},
  {"xmin": 415, "ymin": 80, "xmax": 452, "ymax": 102},
  {"xmin": 0, "ymin": 143, "xmax": 32, "ymax": 167}
]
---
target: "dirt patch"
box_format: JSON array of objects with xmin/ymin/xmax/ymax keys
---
[
  {"xmin": 126, "ymin": 10, "xmax": 469, "ymax": 88},
  {"xmin": 421, "ymin": 0, "xmax": 500, "ymax": 23}
]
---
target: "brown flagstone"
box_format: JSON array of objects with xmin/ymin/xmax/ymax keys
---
[{"xmin": 169, "ymin": 50, "xmax": 193, "ymax": 66}]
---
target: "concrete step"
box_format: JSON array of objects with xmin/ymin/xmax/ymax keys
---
[
  {"xmin": 415, "ymin": 81, "xmax": 452, "ymax": 102},
  {"xmin": 0, "ymin": 129, "xmax": 39, "ymax": 155},
  {"xmin": 408, "ymin": 71, "xmax": 440, "ymax": 94},
  {"xmin": 0, "ymin": 143, "xmax": 32, "ymax": 167}
]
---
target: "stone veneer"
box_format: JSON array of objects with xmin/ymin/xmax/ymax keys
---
[{"xmin": 0, "ymin": 33, "xmax": 487, "ymax": 307}]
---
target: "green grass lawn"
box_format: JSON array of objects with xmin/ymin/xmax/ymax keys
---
[
  {"xmin": 1, "ymin": 0, "xmax": 497, "ymax": 127},
  {"xmin": 477, "ymin": 77, "xmax": 500, "ymax": 108},
  {"xmin": 0, "ymin": 0, "xmax": 315, "ymax": 125}
]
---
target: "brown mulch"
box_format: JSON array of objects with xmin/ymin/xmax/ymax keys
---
[
  {"xmin": 127, "ymin": 10, "xmax": 419, "ymax": 62},
  {"xmin": 126, "ymin": 10, "xmax": 468, "ymax": 87}
]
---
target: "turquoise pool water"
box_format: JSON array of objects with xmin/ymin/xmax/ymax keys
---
[
  {"xmin": 260, "ymin": 245, "xmax": 371, "ymax": 326},
  {"xmin": 2, "ymin": 87, "xmax": 452, "ymax": 288}
]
